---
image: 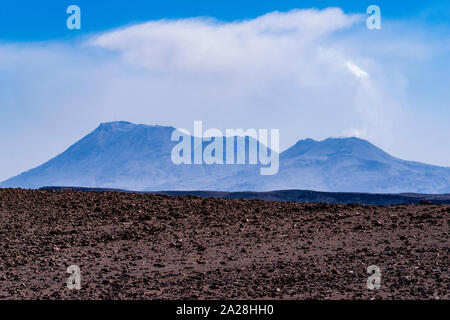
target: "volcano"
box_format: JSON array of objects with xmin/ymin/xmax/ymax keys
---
[{"xmin": 2, "ymin": 121, "xmax": 450, "ymax": 193}]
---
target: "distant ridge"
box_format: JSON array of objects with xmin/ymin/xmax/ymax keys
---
[
  {"xmin": 39, "ymin": 186, "xmax": 450, "ymax": 205},
  {"xmin": 2, "ymin": 121, "xmax": 450, "ymax": 193}
]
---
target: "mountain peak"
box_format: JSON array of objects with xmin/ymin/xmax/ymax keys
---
[
  {"xmin": 99, "ymin": 121, "xmax": 134, "ymax": 128},
  {"xmin": 95, "ymin": 121, "xmax": 175, "ymax": 134},
  {"xmin": 98, "ymin": 121, "xmax": 172, "ymax": 129},
  {"xmin": 283, "ymin": 136, "xmax": 392, "ymax": 161}
]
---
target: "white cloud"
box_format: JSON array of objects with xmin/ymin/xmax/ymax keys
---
[
  {"xmin": 87, "ymin": 7, "xmax": 395, "ymax": 148},
  {"xmin": 346, "ymin": 61, "xmax": 369, "ymax": 78},
  {"xmin": 90, "ymin": 8, "xmax": 361, "ymax": 71}
]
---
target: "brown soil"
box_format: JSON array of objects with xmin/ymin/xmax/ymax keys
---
[{"xmin": 0, "ymin": 189, "xmax": 448, "ymax": 300}]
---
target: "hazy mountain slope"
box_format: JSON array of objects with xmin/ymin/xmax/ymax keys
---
[
  {"xmin": 2, "ymin": 121, "xmax": 450, "ymax": 193},
  {"xmin": 0, "ymin": 122, "xmax": 260, "ymax": 191},
  {"xmin": 250, "ymin": 137, "xmax": 450, "ymax": 193}
]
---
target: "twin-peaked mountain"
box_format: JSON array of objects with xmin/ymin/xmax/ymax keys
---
[{"xmin": 1, "ymin": 121, "xmax": 450, "ymax": 193}]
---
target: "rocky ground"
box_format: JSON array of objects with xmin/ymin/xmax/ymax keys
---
[{"xmin": 0, "ymin": 188, "xmax": 448, "ymax": 300}]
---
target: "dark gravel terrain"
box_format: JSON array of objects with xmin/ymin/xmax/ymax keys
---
[
  {"xmin": 0, "ymin": 188, "xmax": 448, "ymax": 300},
  {"xmin": 41, "ymin": 186, "xmax": 450, "ymax": 205}
]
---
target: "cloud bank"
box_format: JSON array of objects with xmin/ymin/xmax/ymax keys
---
[{"xmin": 0, "ymin": 8, "xmax": 449, "ymax": 180}]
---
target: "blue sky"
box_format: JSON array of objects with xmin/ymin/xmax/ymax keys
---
[
  {"xmin": 1, "ymin": 0, "xmax": 449, "ymax": 41},
  {"xmin": 0, "ymin": 1, "xmax": 449, "ymax": 181}
]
